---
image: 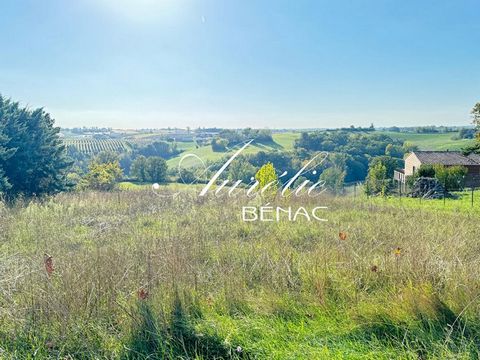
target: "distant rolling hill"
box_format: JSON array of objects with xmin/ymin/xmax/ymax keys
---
[
  {"xmin": 167, "ymin": 132, "xmax": 301, "ymax": 168},
  {"xmin": 378, "ymin": 131, "xmax": 475, "ymax": 151},
  {"xmin": 63, "ymin": 130, "xmax": 474, "ymax": 167}
]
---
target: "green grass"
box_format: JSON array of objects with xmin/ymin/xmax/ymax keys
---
[
  {"xmin": 365, "ymin": 188, "xmax": 480, "ymax": 215},
  {"xmin": 117, "ymin": 181, "xmax": 205, "ymax": 192},
  {"xmin": 0, "ymin": 191, "xmax": 479, "ymax": 358},
  {"xmin": 167, "ymin": 132, "xmax": 300, "ymax": 168},
  {"xmin": 379, "ymin": 131, "xmax": 475, "ymax": 151},
  {"xmin": 272, "ymin": 132, "xmax": 301, "ymax": 149}
]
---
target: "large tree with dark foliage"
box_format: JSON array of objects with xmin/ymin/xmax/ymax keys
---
[
  {"xmin": 0, "ymin": 120, "xmax": 14, "ymax": 192},
  {"xmin": 0, "ymin": 95, "xmax": 72, "ymax": 198}
]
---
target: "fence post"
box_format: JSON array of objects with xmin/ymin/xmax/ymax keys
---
[
  {"xmin": 472, "ymin": 187, "xmax": 474, "ymax": 207},
  {"xmin": 443, "ymin": 178, "xmax": 447, "ymax": 206}
]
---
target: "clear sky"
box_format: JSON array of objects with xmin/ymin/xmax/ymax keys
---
[{"xmin": 0, "ymin": 0, "xmax": 479, "ymax": 129}]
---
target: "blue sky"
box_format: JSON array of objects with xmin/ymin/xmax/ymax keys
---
[{"xmin": 0, "ymin": 0, "xmax": 479, "ymax": 129}]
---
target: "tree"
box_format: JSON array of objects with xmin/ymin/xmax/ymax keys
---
[
  {"xmin": 320, "ymin": 167, "xmax": 345, "ymax": 194},
  {"xmin": 131, "ymin": 156, "xmax": 168, "ymax": 183},
  {"xmin": 365, "ymin": 162, "xmax": 388, "ymax": 196},
  {"xmin": 0, "ymin": 95, "xmax": 72, "ymax": 199},
  {"xmin": 385, "ymin": 144, "xmax": 404, "ymax": 158},
  {"xmin": 456, "ymin": 128, "xmax": 476, "ymax": 140},
  {"xmin": 131, "ymin": 156, "xmax": 148, "ymax": 182},
  {"xmin": 402, "ymin": 141, "xmax": 418, "ymax": 154},
  {"xmin": 228, "ymin": 158, "xmax": 257, "ymax": 183},
  {"xmin": 255, "ymin": 162, "xmax": 278, "ymax": 198},
  {"xmin": 463, "ymin": 104, "xmax": 480, "ymax": 154},
  {"xmin": 0, "ymin": 123, "xmax": 13, "ymax": 194},
  {"xmin": 369, "ymin": 156, "xmax": 402, "ymax": 178},
  {"xmin": 119, "ymin": 153, "xmax": 133, "ymax": 176},
  {"xmin": 145, "ymin": 157, "xmax": 168, "ymax": 183},
  {"xmin": 177, "ymin": 168, "xmax": 197, "ymax": 184},
  {"xmin": 471, "ymin": 102, "xmax": 480, "ymax": 130},
  {"xmin": 94, "ymin": 151, "xmax": 119, "ymax": 164},
  {"xmin": 136, "ymin": 141, "xmax": 179, "ymax": 159},
  {"xmin": 83, "ymin": 161, "xmax": 123, "ymax": 191},
  {"xmin": 211, "ymin": 138, "xmax": 228, "ymax": 152}
]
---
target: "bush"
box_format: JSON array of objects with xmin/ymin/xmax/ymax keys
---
[
  {"xmin": 255, "ymin": 162, "xmax": 277, "ymax": 198},
  {"xmin": 82, "ymin": 161, "xmax": 123, "ymax": 191},
  {"xmin": 417, "ymin": 164, "xmax": 436, "ymax": 178},
  {"xmin": 365, "ymin": 162, "xmax": 389, "ymax": 196},
  {"xmin": 408, "ymin": 165, "xmax": 468, "ymax": 191},
  {"xmin": 211, "ymin": 138, "xmax": 228, "ymax": 152},
  {"xmin": 433, "ymin": 165, "xmax": 468, "ymax": 190}
]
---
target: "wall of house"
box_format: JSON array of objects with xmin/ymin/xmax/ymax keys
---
[
  {"xmin": 404, "ymin": 153, "xmax": 422, "ymax": 176},
  {"xmin": 402, "ymin": 153, "xmax": 480, "ymax": 187},
  {"xmin": 465, "ymin": 165, "xmax": 480, "ymax": 187}
]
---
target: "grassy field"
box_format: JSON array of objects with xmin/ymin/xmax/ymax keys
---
[
  {"xmin": 167, "ymin": 133, "xmax": 300, "ymax": 168},
  {"xmin": 379, "ymin": 131, "xmax": 475, "ymax": 151},
  {"xmin": 0, "ymin": 191, "xmax": 479, "ymax": 359},
  {"xmin": 366, "ymin": 189, "xmax": 480, "ymax": 215},
  {"xmin": 117, "ymin": 182, "xmax": 206, "ymax": 192}
]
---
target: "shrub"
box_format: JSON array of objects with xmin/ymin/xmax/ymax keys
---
[
  {"xmin": 365, "ymin": 162, "xmax": 389, "ymax": 196},
  {"xmin": 433, "ymin": 165, "xmax": 468, "ymax": 190},
  {"xmin": 82, "ymin": 161, "xmax": 123, "ymax": 191},
  {"xmin": 255, "ymin": 162, "xmax": 277, "ymax": 198},
  {"xmin": 211, "ymin": 138, "xmax": 228, "ymax": 152},
  {"xmin": 320, "ymin": 167, "xmax": 345, "ymax": 194},
  {"xmin": 417, "ymin": 164, "xmax": 436, "ymax": 178}
]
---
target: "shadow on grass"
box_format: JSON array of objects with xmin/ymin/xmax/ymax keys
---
[
  {"xmin": 123, "ymin": 292, "xmax": 249, "ymax": 360},
  {"xmin": 253, "ymin": 139, "xmax": 284, "ymax": 150},
  {"xmin": 348, "ymin": 296, "xmax": 480, "ymax": 358}
]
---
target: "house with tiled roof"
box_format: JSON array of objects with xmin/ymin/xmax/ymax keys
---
[{"xmin": 394, "ymin": 151, "xmax": 480, "ymax": 187}]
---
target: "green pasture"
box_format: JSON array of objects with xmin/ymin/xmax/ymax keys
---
[{"xmin": 379, "ymin": 131, "xmax": 475, "ymax": 151}]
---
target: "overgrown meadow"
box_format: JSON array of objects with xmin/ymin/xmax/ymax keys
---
[{"xmin": 0, "ymin": 190, "xmax": 479, "ymax": 359}]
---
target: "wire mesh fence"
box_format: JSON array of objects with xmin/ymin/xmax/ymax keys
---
[{"xmin": 342, "ymin": 179, "xmax": 479, "ymax": 208}]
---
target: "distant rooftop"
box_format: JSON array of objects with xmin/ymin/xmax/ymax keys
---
[
  {"xmin": 411, "ymin": 151, "xmax": 480, "ymax": 166},
  {"xmin": 467, "ymin": 153, "xmax": 480, "ymax": 164}
]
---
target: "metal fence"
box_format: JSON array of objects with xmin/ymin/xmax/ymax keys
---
[{"xmin": 343, "ymin": 180, "xmax": 478, "ymax": 207}]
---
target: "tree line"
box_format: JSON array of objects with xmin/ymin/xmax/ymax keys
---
[{"xmin": 1, "ymin": 93, "xmax": 480, "ymax": 199}]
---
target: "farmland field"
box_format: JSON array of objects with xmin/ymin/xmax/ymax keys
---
[
  {"xmin": 63, "ymin": 138, "xmax": 131, "ymax": 155},
  {"xmin": 0, "ymin": 191, "xmax": 479, "ymax": 359},
  {"xmin": 62, "ymin": 130, "xmax": 474, "ymax": 165},
  {"xmin": 166, "ymin": 132, "xmax": 300, "ymax": 168},
  {"xmin": 378, "ymin": 131, "xmax": 475, "ymax": 151}
]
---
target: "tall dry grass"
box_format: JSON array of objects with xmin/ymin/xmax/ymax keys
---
[{"xmin": 0, "ymin": 190, "xmax": 479, "ymax": 358}]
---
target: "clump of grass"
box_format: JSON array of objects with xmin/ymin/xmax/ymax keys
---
[{"xmin": 125, "ymin": 291, "xmax": 245, "ymax": 359}]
